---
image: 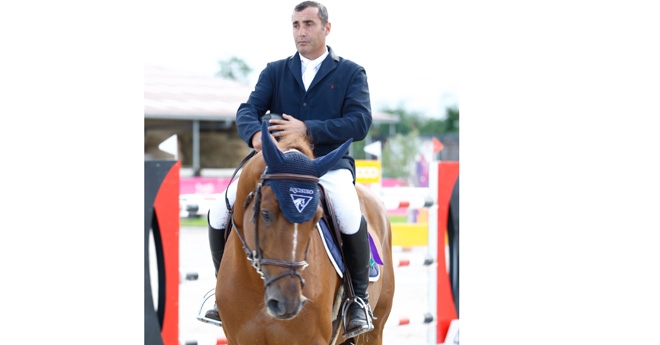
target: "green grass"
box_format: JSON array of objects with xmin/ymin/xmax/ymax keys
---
[
  {"xmin": 388, "ymin": 215, "xmax": 408, "ymax": 223},
  {"xmin": 181, "ymin": 214, "xmax": 409, "ymax": 227},
  {"xmin": 180, "ymin": 216, "xmax": 208, "ymax": 227}
]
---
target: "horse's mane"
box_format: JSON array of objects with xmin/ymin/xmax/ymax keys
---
[{"xmin": 276, "ymin": 134, "xmax": 314, "ymax": 158}]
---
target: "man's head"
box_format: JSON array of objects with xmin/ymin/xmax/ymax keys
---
[{"xmin": 292, "ymin": 1, "xmax": 330, "ymax": 60}]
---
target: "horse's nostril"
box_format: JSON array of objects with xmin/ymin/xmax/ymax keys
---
[{"xmin": 267, "ymin": 299, "xmax": 284, "ymax": 316}]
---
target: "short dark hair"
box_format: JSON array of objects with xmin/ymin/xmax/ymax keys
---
[{"xmin": 294, "ymin": 1, "xmax": 329, "ymax": 25}]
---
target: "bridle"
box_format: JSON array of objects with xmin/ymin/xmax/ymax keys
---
[{"xmin": 231, "ymin": 160, "xmax": 320, "ymax": 289}]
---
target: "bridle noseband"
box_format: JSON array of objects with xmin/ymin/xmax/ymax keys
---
[{"xmin": 232, "ymin": 166, "xmax": 320, "ymax": 289}]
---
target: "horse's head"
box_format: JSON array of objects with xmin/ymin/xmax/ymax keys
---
[{"xmin": 241, "ymin": 121, "xmax": 351, "ymax": 320}]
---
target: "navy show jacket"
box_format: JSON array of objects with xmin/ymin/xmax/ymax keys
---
[{"xmin": 236, "ymin": 46, "xmax": 372, "ymax": 181}]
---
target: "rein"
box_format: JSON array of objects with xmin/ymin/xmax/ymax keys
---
[{"xmin": 229, "ymin": 151, "xmax": 320, "ymax": 289}]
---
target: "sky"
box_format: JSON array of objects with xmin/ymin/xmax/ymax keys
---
[{"xmin": 144, "ymin": 0, "xmax": 461, "ymax": 119}]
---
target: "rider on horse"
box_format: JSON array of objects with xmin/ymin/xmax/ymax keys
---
[{"xmin": 204, "ymin": 1, "xmax": 375, "ymax": 338}]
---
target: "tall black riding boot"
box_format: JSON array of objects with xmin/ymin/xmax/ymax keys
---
[
  {"xmin": 341, "ymin": 216, "xmax": 375, "ymax": 338},
  {"xmin": 204, "ymin": 212, "xmax": 226, "ymax": 323}
]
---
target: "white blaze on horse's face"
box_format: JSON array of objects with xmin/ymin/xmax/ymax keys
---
[{"xmin": 292, "ymin": 223, "xmax": 298, "ymax": 262}]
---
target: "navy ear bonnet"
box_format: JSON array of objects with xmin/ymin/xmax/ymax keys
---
[
  {"xmin": 264, "ymin": 150, "xmax": 321, "ymax": 223},
  {"xmin": 260, "ymin": 121, "xmax": 352, "ymax": 223}
]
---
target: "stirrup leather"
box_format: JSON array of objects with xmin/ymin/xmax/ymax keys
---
[
  {"xmin": 341, "ymin": 296, "xmax": 375, "ymax": 338},
  {"xmin": 196, "ymin": 288, "xmax": 222, "ymax": 327}
]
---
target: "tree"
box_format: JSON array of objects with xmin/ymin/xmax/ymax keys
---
[
  {"xmin": 373, "ymin": 106, "xmax": 425, "ymax": 137},
  {"xmin": 381, "ymin": 129, "xmax": 421, "ymax": 181},
  {"xmin": 365, "ymin": 105, "xmax": 459, "ymax": 179},
  {"xmin": 418, "ymin": 105, "xmax": 459, "ymax": 135},
  {"xmin": 374, "ymin": 105, "xmax": 459, "ymax": 137},
  {"xmin": 216, "ymin": 56, "xmax": 252, "ymax": 83}
]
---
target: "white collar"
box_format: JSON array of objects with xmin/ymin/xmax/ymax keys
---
[{"xmin": 300, "ymin": 49, "xmax": 329, "ymax": 67}]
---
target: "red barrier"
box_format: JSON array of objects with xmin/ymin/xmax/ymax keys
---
[
  {"xmin": 154, "ymin": 162, "xmax": 180, "ymax": 345},
  {"xmin": 432, "ymin": 161, "xmax": 459, "ymax": 344},
  {"xmin": 145, "ymin": 160, "xmax": 180, "ymax": 345}
]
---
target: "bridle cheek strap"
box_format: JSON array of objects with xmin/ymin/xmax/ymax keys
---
[{"xmin": 233, "ymin": 168, "xmax": 315, "ymax": 289}]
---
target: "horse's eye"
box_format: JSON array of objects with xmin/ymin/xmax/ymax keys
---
[{"xmin": 261, "ymin": 210, "xmax": 272, "ymax": 223}]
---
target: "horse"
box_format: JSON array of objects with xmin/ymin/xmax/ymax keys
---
[{"xmin": 215, "ymin": 121, "xmax": 395, "ymax": 345}]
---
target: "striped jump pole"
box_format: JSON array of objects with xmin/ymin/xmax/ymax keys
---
[
  {"xmin": 383, "ymin": 195, "xmax": 434, "ymax": 248},
  {"xmin": 180, "ymin": 337, "xmax": 228, "ymax": 345},
  {"xmin": 387, "ymin": 312, "xmax": 435, "ymax": 328},
  {"xmin": 383, "ymin": 161, "xmax": 460, "ymax": 345},
  {"xmin": 393, "ymin": 254, "xmax": 434, "ymax": 268},
  {"xmin": 382, "ymin": 197, "xmax": 434, "ymax": 211}
]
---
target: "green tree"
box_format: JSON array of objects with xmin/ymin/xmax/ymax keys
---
[
  {"xmin": 374, "ymin": 106, "xmax": 425, "ymax": 137},
  {"xmin": 381, "ymin": 129, "xmax": 421, "ymax": 180},
  {"xmin": 367, "ymin": 105, "xmax": 459, "ymax": 179},
  {"xmin": 374, "ymin": 105, "xmax": 459, "ymax": 137},
  {"xmin": 216, "ymin": 57, "xmax": 252, "ymax": 83},
  {"xmin": 418, "ymin": 105, "xmax": 459, "ymax": 135},
  {"xmin": 444, "ymin": 106, "xmax": 459, "ymax": 132},
  {"xmin": 351, "ymin": 140, "xmax": 366, "ymax": 160}
]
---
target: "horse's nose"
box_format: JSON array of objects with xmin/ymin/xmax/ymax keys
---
[{"xmin": 265, "ymin": 292, "xmax": 306, "ymax": 320}]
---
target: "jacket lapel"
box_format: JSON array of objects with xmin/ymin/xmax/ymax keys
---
[
  {"xmin": 288, "ymin": 54, "xmax": 305, "ymax": 90},
  {"xmin": 288, "ymin": 46, "xmax": 339, "ymax": 92},
  {"xmin": 309, "ymin": 48, "xmax": 338, "ymax": 91}
]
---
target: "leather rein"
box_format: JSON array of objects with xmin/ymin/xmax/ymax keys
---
[{"xmin": 226, "ymin": 150, "xmax": 319, "ymax": 289}]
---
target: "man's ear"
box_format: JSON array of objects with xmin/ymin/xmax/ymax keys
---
[{"xmin": 325, "ymin": 22, "xmax": 331, "ymax": 36}]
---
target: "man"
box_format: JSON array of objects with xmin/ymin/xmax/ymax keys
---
[{"xmin": 204, "ymin": 1, "xmax": 374, "ymax": 338}]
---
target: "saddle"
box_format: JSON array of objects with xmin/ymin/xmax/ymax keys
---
[{"xmin": 317, "ymin": 183, "xmax": 357, "ymax": 297}]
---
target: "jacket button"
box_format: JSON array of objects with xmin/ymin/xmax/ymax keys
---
[{"xmin": 303, "ymin": 102, "xmax": 307, "ymax": 106}]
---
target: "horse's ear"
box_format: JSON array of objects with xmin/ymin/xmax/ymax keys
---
[
  {"xmin": 261, "ymin": 120, "xmax": 286, "ymax": 167},
  {"xmin": 313, "ymin": 139, "xmax": 353, "ymax": 176}
]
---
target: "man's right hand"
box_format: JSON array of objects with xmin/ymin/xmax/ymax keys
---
[
  {"xmin": 251, "ymin": 130, "xmax": 277, "ymax": 152},
  {"xmin": 251, "ymin": 131, "xmax": 263, "ymax": 151}
]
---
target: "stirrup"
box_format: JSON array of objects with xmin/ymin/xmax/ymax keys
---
[
  {"xmin": 341, "ymin": 296, "xmax": 375, "ymax": 338},
  {"xmin": 196, "ymin": 288, "xmax": 222, "ymax": 327}
]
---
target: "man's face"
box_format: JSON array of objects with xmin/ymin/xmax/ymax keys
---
[{"xmin": 292, "ymin": 7, "xmax": 330, "ymax": 60}]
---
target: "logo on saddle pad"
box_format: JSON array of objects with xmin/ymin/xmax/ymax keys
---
[{"xmin": 289, "ymin": 186, "xmax": 314, "ymax": 213}]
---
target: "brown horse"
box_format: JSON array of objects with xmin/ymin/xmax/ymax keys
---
[{"xmin": 215, "ymin": 122, "xmax": 394, "ymax": 345}]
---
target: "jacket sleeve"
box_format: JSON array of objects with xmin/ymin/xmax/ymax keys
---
[
  {"xmin": 304, "ymin": 67, "xmax": 372, "ymax": 146},
  {"xmin": 236, "ymin": 64, "xmax": 275, "ymax": 147}
]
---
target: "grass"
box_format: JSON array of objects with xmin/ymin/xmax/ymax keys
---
[
  {"xmin": 180, "ymin": 216, "xmax": 208, "ymax": 227},
  {"xmin": 181, "ymin": 214, "xmax": 410, "ymax": 227}
]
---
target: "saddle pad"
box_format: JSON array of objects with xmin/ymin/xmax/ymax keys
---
[{"xmin": 317, "ymin": 219, "xmax": 381, "ymax": 282}]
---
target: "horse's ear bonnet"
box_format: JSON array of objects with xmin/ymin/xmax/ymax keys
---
[{"xmin": 260, "ymin": 121, "xmax": 352, "ymax": 223}]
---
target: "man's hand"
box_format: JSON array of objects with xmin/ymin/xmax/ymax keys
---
[
  {"xmin": 250, "ymin": 130, "xmax": 276, "ymax": 152},
  {"xmin": 268, "ymin": 113, "xmax": 307, "ymax": 140}
]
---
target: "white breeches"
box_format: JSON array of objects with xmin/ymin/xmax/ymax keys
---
[{"xmin": 208, "ymin": 168, "xmax": 362, "ymax": 235}]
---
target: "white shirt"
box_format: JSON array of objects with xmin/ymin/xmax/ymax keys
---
[{"xmin": 301, "ymin": 49, "xmax": 328, "ymax": 90}]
